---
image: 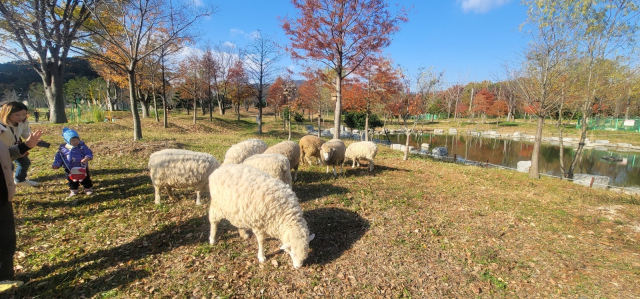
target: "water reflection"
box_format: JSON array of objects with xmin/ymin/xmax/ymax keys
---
[{"xmin": 373, "ymin": 133, "xmax": 640, "ymax": 187}]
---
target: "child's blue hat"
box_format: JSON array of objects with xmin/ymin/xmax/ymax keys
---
[{"xmin": 62, "ymin": 127, "xmax": 79, "ymax": 144}]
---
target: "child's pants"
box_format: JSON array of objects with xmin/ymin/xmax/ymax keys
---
[{"xmin": 64, "ymin": 167, "xmax": 93, "ymax": 190}]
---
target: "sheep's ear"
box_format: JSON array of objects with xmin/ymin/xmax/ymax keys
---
[
  {"xmin": 280, "ymin": 244, "xmax": 291, "ymax": 253},
  {"xmin": 308, "ymin": 234, "xmax": 315, "ymax": 242}
]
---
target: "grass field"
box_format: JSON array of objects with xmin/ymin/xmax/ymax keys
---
[{"xmin": 3, "ymin": 109, "xmax": 640, "ymax": 298}]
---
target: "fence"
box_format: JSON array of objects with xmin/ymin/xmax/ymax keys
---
[{"xmin": 576, "ymin": 117, "xmax": 640, "ymax": 132}]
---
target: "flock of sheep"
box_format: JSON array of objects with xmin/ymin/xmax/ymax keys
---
[{"xmin": 147, "ymin": 136, "xmax": 379, "ymax": 269}]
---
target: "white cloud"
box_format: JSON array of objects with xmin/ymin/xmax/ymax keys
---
[
  {"xmin": 223, "ymin": 41, "xmax": 237, "ymax": 48},
  {"xmin": 458, "ymin": 0, "xmax": 512, "ymax": 13},
  {"xmin": 250, "ymin": 31, "xmax": 261, "ymax": 39}
]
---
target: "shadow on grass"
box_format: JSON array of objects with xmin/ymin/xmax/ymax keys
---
[
  {"xmin": 13, "ymin": 216, "xmax": 210, "ymax": 298},
  {"xmin": 305, "ymin": 207, "xmax": 369, "ymax": 265},
  {"xmin": 24, "ymin": 169, "xmax": 151, "ymax": 210},
  {"xmin": 32, "ymin": 167, "xmax": 148, "ymax": 183},
  {"xmin": 293, "ymin": 183, "xmax": 349, "ymax": 203}
]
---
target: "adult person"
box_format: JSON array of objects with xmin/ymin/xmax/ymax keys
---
[
  {"xmin": 32, "ymin": 110, "xmax": 39, "ymax": 123},
  {"xmin": 0, "ymin": 130, "xmax": 43, "ymax": 287},
  {"xmin": 0, "ymin": 102, "xmax": 39, "ymax": 186}
]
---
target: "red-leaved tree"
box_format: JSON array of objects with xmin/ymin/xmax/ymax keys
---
[{"xmin": 281, "ymin": 0, "xmax": 408, "ymax": 139}]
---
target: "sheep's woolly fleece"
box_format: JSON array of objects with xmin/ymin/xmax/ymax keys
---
[
  {"xmin": 223, "ymin": 139, "xmax": 268, "ymax": 164},
  {"xmin": 242, "ymin": 153, "xmax": 292, "ymax": 186},
  {"xmin": 208, "ymin": 164, "xmax": 311, "ymax": 268},
  {"xmin": 148, "ymin": 149, "xmax": 220, "ymax": 204},
  {"xmin": 264, "ymin": 141, "xmax": 300, "ymax": 172},
  {"xmin": 320, "ymin": 139, "xmax": 346, "ymax": 166},
  {"xmin": 299, "ymin": 135, "xmax": 325, "ymax": 165},
  {"xmin": 344, "ymin": 141, "xmax": 378, "ymax": 170}
]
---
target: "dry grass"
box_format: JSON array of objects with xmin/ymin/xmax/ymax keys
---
[{"xmin": 3, "ymin": 110, "xmax": 640, "ymax": 298}]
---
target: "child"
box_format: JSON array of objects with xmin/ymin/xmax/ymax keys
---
[
  {"xmin": 0, "ymin": 101, "xmax": 38, "ymax": 187},
  {"xmin": 52, "ymin": 128, "xmax": 94, "ymax": 197}
]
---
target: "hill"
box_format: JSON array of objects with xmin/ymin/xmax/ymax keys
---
[{"xmin": 0, "ymin": 57, "xmax": 99, "ymax": 92}]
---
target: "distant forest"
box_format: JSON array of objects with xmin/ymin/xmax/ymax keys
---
[{"xmin": 0, "ymin": 57, "xmax": 99, "ymax": 93}]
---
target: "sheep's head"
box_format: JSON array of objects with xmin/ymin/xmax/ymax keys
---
[
  {"xmin": 281, "ymin": 233, "xmax": 315, "ymax": 269},
  {"xmin": 321, "ymin": 147, "xmax": 334, "ymax": 162}
]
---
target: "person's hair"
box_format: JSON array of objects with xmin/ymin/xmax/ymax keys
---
[{"xmin": 0, "ymin": 101, "xmax": 29, "ymax": 125}]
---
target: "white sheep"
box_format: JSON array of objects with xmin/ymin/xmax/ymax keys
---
[
  {"xmin": 242, "ymin": 153, "xmax": 292, "ymax": 186},
  {"xmin": 344, "ymin": 141, "xmax": 378, "ymax": 171},
  {"xmin": 148, "ymin": 149, "xmax": 221, "ymax": 205},
  {"xmin": 223, "ymin": 139, "xmax": 268, "ymax": 164},
  {"xmin": 299, "ymin": 135, "xmax": 325, "ymax": 166},
  {"xmin": 208, "ymin": 164, "xmax": 315, "ymax": 269},
  {"xmin": 320, "ymin": 139, "xmax": 346, "ymax": 176},
  {"xmin": 264, "ymin": 141, "xmax": 300, "ymax": 181}
]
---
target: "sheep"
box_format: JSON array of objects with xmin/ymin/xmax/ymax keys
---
[
  {"xmin": 223, "ymin": 139, "xmax": 268, "ymax": 164},
  {"xmin": 299, "ymin": 135, "xmax": 325, "ymax": 166},
  {"xmin": 320, "ymin": 139, "xmax": 346, "ymax": 176},
  {"xmin": 208, "ymin": 164, "xmax": 315, "ymax": 269},
  {"xmin": 242, "ymin": 153, "xmax": 292, "ymax": 186},
  {"xmin": 264, "ymin": 141, "xmax": 300, "ymax": 181},
  {"xmin": 344, "ymin": 141, "xmax": 378, "ymax": 171},
  {"xmin": 148, "ymin": 149, "xmax": 220, "ymax": 205}
]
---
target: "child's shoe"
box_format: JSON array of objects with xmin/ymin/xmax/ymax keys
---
[
  {"xmin": 68, "ymin": 189, "xmax": 80, "ymax": 198},
  {"xmin": 85, "ymin": 188, "xmax": 94, "ymax": 196}
]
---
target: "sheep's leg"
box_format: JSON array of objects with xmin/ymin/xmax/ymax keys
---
[
  {"xmin": 254, "ymin": 230, "xmax": 267, "ymax": 263},
  {"xmin": 209, "ymin": 219, "xmax": 220, "ymax": 245},
  {"xmin": 326, "ymin": 165, "xmax": 330, "ymax": 174},
  {"xmin": 293, "ymin": 166, "xmax": 298, "ymax": 181},
  {"xmin": 238, "ymin": 229, "xmax": 251, "ymax": 239},
  {"xmin": 166, "ymin": 187, "xmax": 177, "ymax": 201},
  {"xmin": 356, "ymin": 158, "xmax": 361, "ymax": 167},
  {"xmin": 154, "ymin": 186, "xmax": 162, "ymax": 204},
  {"xmin": 195, "ymin": 190, "xmax": 202, "ymax": 205},
  {"xmin": 332, "ymin": 165, "xmax": 337, "ymax": 176},
  {"xmin": 339, "ymin": 163, "xmax": 343, "ymax": 174},
  {"xmin": 304, "ymin": 156, "xmax": 312, "ymax": 166},
  {"xmin": 369, "ymin": 160, "xmax": 374, "ymax": 171}
]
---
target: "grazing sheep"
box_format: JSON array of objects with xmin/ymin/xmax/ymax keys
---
[
  {"xmin": 264, "ymin": 141, "xmax": 300, "ymax": 181},
  {"xmin": 299, "ymin": 135, "xmax": 325, "ymax": 166},
  {"xmin": 242, "ymin": 153, "xmax": 292, "ymax": 186},
  {"xmin": 320, "ymin": 139, "xmax": 346, "ymax": 176},
  {"xmin": 223, "ymin": 139, "xmax": 268, "ymax": 164},
  {"xmin": 148, "ymin": 149, "xmax": 220, "ymax": 205},
  {"xmin": 208, "ymin": 164, "xmax": 315, "ymax": 269},
  {"xmin": 344, "ymin": 141, "xmax": 378, "ymax": 171}
]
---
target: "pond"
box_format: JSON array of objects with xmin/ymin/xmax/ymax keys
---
[{"xmin": 372, "ymin": 133, "xmax": 640, "ymax": 188}]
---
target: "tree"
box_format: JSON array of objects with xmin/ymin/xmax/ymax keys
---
[
  {"xmin": 472, "ymin": 88, "xmax": 495, "ymax": 123},
  {"xmin": 298, "ymin": 68, "xmax": 332, "ymax": 137},
  {"xmin": 176, "ymin": 53, "xmax": 204, "ymax": 124},
  {"xmin": 0, "ymin": 0, "xmax": 96, "ymax": 123},
  {"xmin": 82, "ymin": 0, "xmax": 212, "ymax": 140},
  {"xmin": 267, "ymin": 77, "xmax": 286, "ymax": 121},
  {"xmin": 281, "ymin": 0, "xmax": 408, "ymax": 139},
  {"xmin": 227, "ymin": 60, "xmax": 250, "ymax": 121},
  {"xmin": 360, "ymin": 57, "xmax": 399, "ymax": 141},
  {"xmin": 510, "ymin": 1, "xmax": 570, "ymax": 179},
  {"xmin": 245, "ymin": 30, "xmax": 281, "ymax": 134}
]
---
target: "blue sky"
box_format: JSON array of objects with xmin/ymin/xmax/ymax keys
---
[{"xmin": 199, "ymin": 0, "xmax": 530, "ymax": 86}]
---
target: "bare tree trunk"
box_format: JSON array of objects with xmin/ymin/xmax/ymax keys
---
[
  {"xmin": 153, "ymin": 87, "xmax": 159, "ymax": 122},
  {"xmin": 46, "ymin": 72, "xmax": 68, "ymax": 123},
  {"xmin": 333, "ymin": 76, "xmax": 342, "ymax": 139},
  {"xmin": 365, "ymin": 110, "xmax": 370, "ymax": 142},
  {"xmin": 193, "ymin": 96, "xmax": 197, "ymax": 124},
  {"xmin": 529, "ymin": 116, "xmax": 544, "ymax": 179},
  {"xmin": 127, "ymin": 70, "xmax": 143, "ymax": 140},
  {"xmin": 162, "ymin": 62, "xmax": 168, "ymax": 128}
]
